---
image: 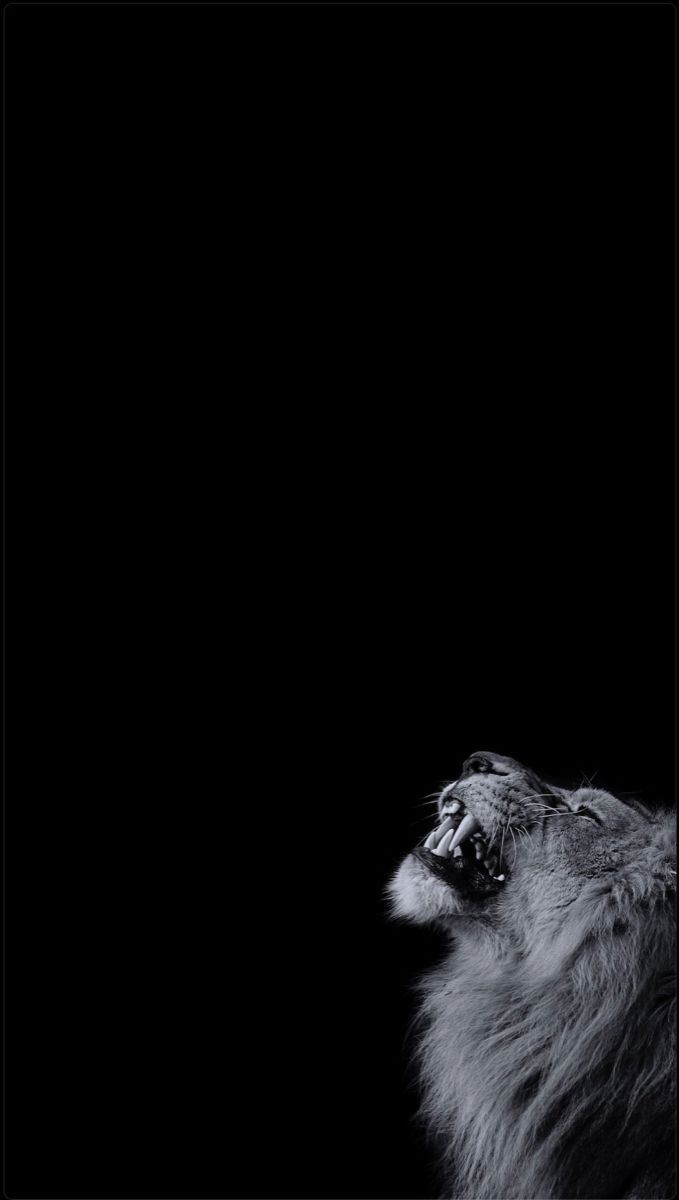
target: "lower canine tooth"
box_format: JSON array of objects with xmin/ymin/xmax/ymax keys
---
[
  {"xmin": 434, "ymin": 828, "xmax": 456, "ymax": 857},
  {"xmin": 453, "ymin": 846, "xmax": 462, "ymax": 857},
  {"xmin": 425, "ymin": 816, "xmax": 453, "ymax": 849}
]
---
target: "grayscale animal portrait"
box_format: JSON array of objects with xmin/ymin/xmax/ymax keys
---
[{"xmin": 388, "ymin": 752, "xmax": 676, "ymax": 1200}]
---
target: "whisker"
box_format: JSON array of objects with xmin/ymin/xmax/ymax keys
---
[
  {"xmin": 535, "ymin": 811, "xmax": 586, "ymax": 820},
  {"xmin": 519, "ymin": 824, "xmax": 534, "ymax": 847},
  {"xmin": 579, "ymin": 768, "xmax": 600, "ymax": 788},
  {"xmin": 517, "ymin": 827, "xmax": 532, "ymax": 852},
  {"xmin": 409, "ymin": 814, "xmax": 438, "ymax": 829},
  {"xmin": 508, "ymin": 825, "xmax": 518, "ymax": 867},
  {"xmin": 487, "ymin": 820, "xmax": 500, "ymax": 851}
]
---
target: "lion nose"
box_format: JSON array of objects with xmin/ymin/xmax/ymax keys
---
[
  {"xmin": 461, "ymin": 752, "xmax": 515, "ymax": 777},
  {"xmin": 462, "ymin": 753, "xmax": 496, "ymax": 776}
]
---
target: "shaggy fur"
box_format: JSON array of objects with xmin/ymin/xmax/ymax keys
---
[{"xmin": 388, "ymin": 753, "xmax": 676, "ymax": 1200}]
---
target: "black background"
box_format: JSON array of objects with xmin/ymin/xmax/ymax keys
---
[{"xmin": 6, "ymin": 4, "xmax": 675, "ymax": 1199}]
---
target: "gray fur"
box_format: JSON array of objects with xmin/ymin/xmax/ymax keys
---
[{"xmin": 388, "ymin": 759, "xmax": 676, "ymax": 1200}]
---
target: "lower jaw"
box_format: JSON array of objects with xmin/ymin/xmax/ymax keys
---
[{"xmin": 413, "ymin": 846, "xmax": 506, "ymax": 899}]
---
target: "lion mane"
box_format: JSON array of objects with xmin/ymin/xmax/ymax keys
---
[{"xmin": 389, "ymin": 754, "xmax": 676, "ymax": 1200}]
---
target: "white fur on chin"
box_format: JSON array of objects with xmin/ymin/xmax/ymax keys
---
[{"xmin": 386, "ymin": 854, "xmax": 461, "ymax": 923}]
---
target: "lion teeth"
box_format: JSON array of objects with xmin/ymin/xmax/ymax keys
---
[
  {"xmin": 434, "ymin": 828, "xmax": 456, "ymax": 857},
  {"xmin": 424, "ymin": 816, "xmax": 454, "ymax": 849},
  {"xmin": 450, "ymin": 813, "xmax": 481, "ymax": 851},
  {"xmin": 423, "ymin": 812, "xmax": 509, "ymax": 881}
]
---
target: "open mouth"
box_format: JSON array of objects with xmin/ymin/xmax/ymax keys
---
[{"xmin": 413, "ymin": 802, "xmax": 509, "ymax": 898}]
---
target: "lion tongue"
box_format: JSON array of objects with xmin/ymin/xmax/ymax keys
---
[{"xmin": 449, "ymin": 813, "xmax": 481, "ymax": 852}]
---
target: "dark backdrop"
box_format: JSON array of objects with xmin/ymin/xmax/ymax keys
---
[{"xmin": 6, "ymin": 4, "xmax": 674, "ymax": 1199}]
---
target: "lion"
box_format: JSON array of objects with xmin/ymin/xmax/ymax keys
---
[{"xmin": 388, "ymin": 751, "xmax": 676, "ymax": 1200}]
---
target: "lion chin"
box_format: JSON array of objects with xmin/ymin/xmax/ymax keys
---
[{"xmin": 387, "ymin": 752, "xmax": 676, "ymax": 1200}]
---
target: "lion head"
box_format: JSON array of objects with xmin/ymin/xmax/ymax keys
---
[{"xmin": 388, "ymin": 752, "xmax": 676, "ymax": 1200}]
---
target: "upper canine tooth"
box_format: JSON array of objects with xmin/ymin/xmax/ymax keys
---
[{"xmin": 450, "ymin": 813, "xmax": 481, "ymax": 851}]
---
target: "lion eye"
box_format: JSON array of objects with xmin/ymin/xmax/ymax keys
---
[{"xmin": 577, "ymin": 806, "xmax": 603, "ymax": 826}]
